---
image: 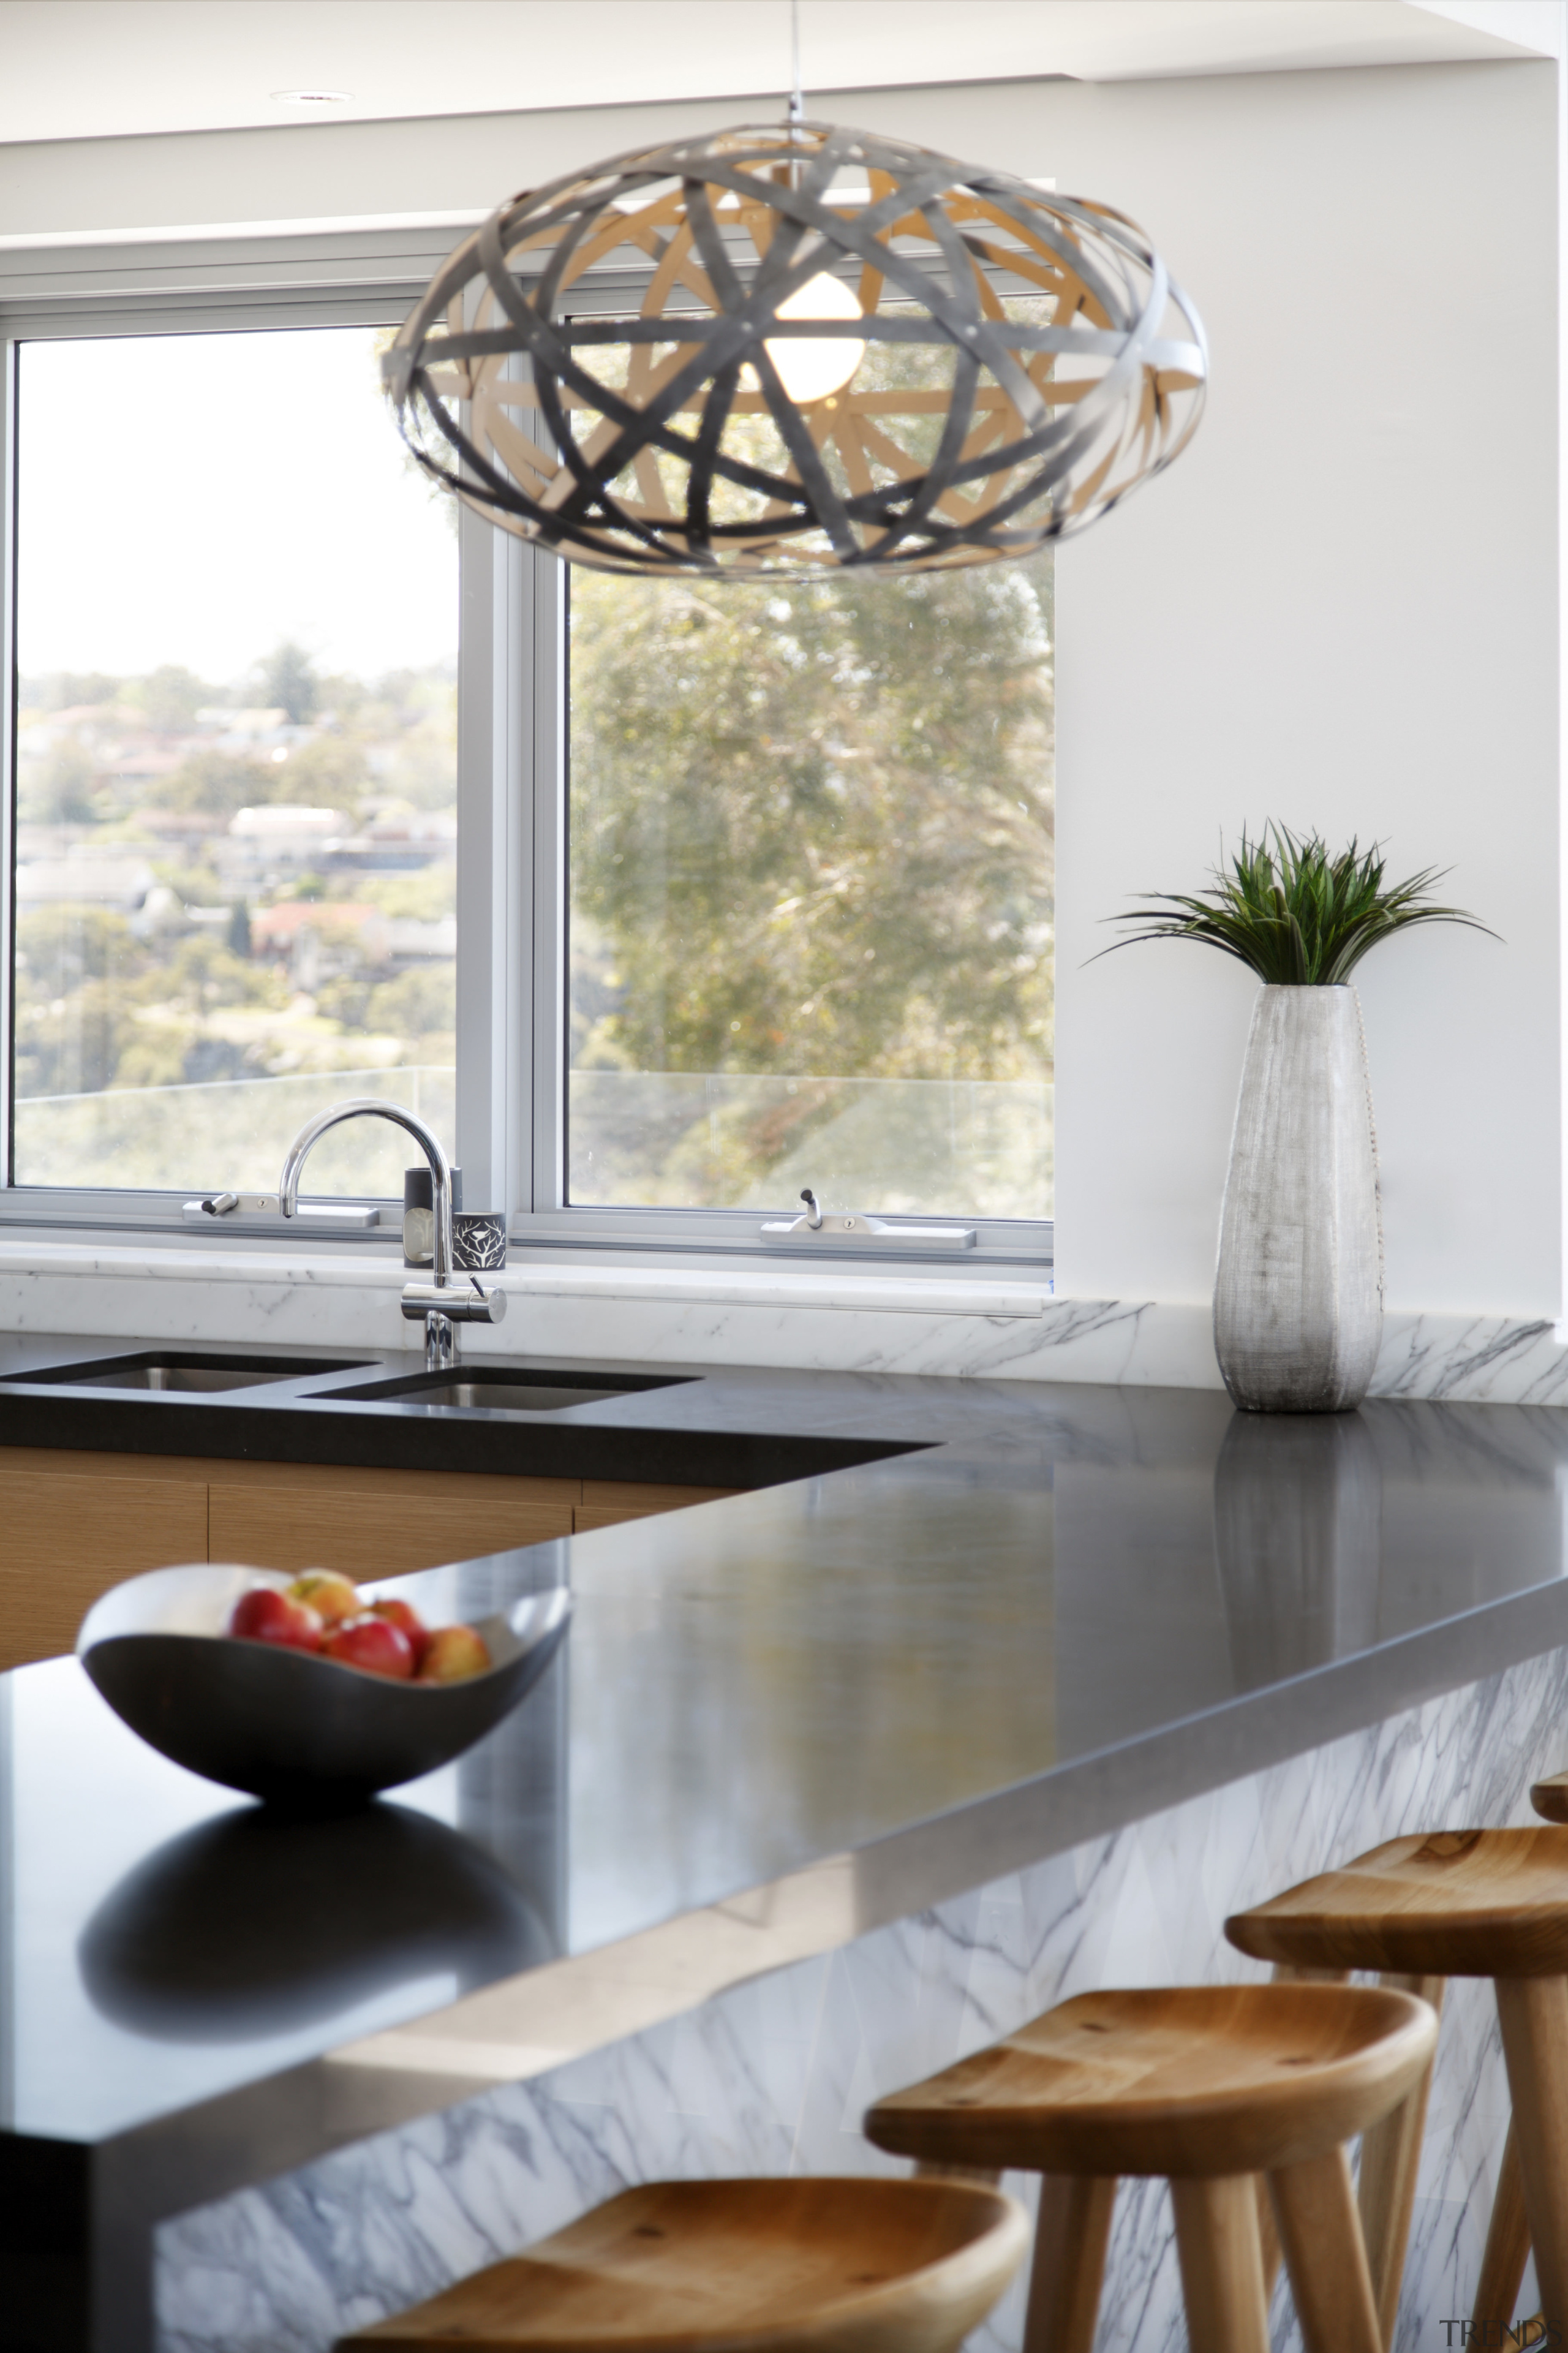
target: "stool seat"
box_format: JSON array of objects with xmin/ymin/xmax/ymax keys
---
[
  {"xmin": 334, "ymin": 2178, "xmax": 1029, "ymax": 2353},
  {"xmin": 865, "ymin": 1983, "xmax": 1436, "ymax": 2353},
  {"xmin": 864, "ymin": 1983, "xmax": 1435, "ymax": 2181},
  {"xmin": 1226, "ymin": 1828, "xmax": 1568, "ymax": 1977}
]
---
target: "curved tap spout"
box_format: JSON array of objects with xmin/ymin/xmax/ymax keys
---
[
  {"xmin": 280, "ymin": 1099, "xmax": 454, "ymax": 1283},
  {"xmin": 279, "ymin": 1098, "xmax": 503, "ymax": 1370}
]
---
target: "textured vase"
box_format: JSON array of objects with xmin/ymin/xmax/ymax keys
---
[{"xmin": 1213, "ymin": 985, "xmax": 1383, "ymax": 1412}]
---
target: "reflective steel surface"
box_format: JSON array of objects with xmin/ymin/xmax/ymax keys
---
[
  {"xmin": 0, "ymin": 1350, "xmax": 372, "ymax": 1393},
  {"xmin": 334, "ymin": 1366, "xmax": 695, "ymax": 1414},
  {"xmin": 352, "ymin": 1378, "xmax": 662, "ymax": 1413}
]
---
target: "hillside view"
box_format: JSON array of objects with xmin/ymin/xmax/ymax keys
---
[
  {"xmin": 14, "ymin": 551, "xmax": 1055, "ymax": 1219},
  {"xmin": 13, "ymin": 646, "xmax": 457, "ymax": 1198}
]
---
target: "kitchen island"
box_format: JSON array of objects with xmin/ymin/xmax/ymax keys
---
[{"xmin": 2, "ymin": 1342, "xmax": 1566, "ymax": 2353}]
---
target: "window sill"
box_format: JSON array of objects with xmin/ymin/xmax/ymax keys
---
[{"xmin": 0, "ymin": 1234, "xmax": 1051, "ymax": 1321}]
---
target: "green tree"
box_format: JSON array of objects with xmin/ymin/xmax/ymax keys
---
[
  {"xmin": 146, "ymin": 749, "xmax": 280, "ymax": 820},
  {"xmin": 366, "ymin": 964, "xmax": 456, "ymax": 1045},
  {"xmin": 276, "ymin": 733, "xmax": 367, "ymax": 805},
  {"xmin": 569, "ymin": 561, "xmax": 1054, "ymax": 1084},
  {"xmin": 133, "ymin": 934, "xmax": 282, "ymax": 1016},
  {"xmin": 19, "ymin": 741, "xmax": 99, "ymax": 824},
  {"xmin": 13, "ymin": 908, "xmax": 150, "ymax": 1097},
  {"xmin": 126, "ymin": 665, "xmax": 212, "ymax": 733},
  {"xmin": 256, "ymin": 641, "xmax": 319, "ymax": 723}
]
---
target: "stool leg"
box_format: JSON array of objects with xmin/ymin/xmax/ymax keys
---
[
  {"xmin": 1269, "ymin": 2145, "xmax": 1382, "ymax": 2353},
  {"xmin": 1494, "ymin": 1974, "xmax": 1568, "ymax": 2338},
  {"xmin": 1473, "ymin": 2120, "xmax": 1531, "ymax": 2344},
  {"xmin": 1357, "ymin": 1970, "xmax": 1446, "ymax": 2347},
  {"xmin": 1021, "ymin": 2175, "xmax": 1115, "ymax": 2353},
  {"xmin": 1259, "ymin": 1962, "xmax": 1353, "ymax": 2303},
  {"xmin": 1170, "ymin": 2175, "xmax": 1271, "ymax": 2353}
]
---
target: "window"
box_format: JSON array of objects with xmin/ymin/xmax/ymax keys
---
[
  {"xmin": 10, "ymin": 325, "xmax": 458, "ymax": 1204},
  {"xmin": 1, "ymin": 238, "xmax": 1052, "ymax": 1266},
  {"xmin": 567, "ymin": 561, "xmax": 1054, "ymax": 1221}
]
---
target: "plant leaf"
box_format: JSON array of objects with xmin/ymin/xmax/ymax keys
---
[{"xmin": 1093, "ymin": 824, "xmax": 1498, "ymax": 986}]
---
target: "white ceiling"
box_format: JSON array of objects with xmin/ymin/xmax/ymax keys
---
[{"xmin": 0, "ymin": 1, "xmax": 1555, "ymax": 148}]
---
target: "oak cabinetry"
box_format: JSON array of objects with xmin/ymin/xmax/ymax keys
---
[
  {"xmin": 0, "ymin": 1464, "xmax": 209, "ymax": 1671},
  {"xmin": 0, "ymin": 1445, "xmax": 741, "ymax": 1670},
  {"xmin": 209, "ymin": 1462, "xmax": 580, "ymax": 1581}
]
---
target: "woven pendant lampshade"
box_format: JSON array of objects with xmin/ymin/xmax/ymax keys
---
[{"xmin": 384, "ymin": 119, "xmax": 1207, "ymax": 576}]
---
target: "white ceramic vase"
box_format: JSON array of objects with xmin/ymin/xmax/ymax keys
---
[{"xmin": 1213, "ymin": 984, "xmax": 1383, "ymax": 1413}]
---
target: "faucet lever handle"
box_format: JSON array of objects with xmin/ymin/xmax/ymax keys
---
[{"xmin": 401, "ymin": 1278, "xmax": 508, "ymax": 1328}]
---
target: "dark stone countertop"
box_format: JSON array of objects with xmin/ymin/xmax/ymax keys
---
[{"xmin": 4, "ymin": 1331, "xmax": 1568, "ymax": 2351}]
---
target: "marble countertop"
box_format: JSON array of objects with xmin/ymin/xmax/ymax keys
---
[{"xmin": 4, "ymin": 1344, "xmax": 1568, "ymax": 2343}]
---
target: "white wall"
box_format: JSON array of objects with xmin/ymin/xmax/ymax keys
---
[
  {"xmin": 1041, "ymin": 59, "xmax": 1560, "ymax": 1316},
  {"xmin": 1, "ymin": 60, "xmax": 1559, "ymax": 1320}
]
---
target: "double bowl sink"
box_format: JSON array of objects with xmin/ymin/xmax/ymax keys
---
[{"xmin": 0, "ymin": 1350, "xmax": 692, "ymax": 1416}]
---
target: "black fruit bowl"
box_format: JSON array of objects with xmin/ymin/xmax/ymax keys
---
[{"xmin": 77, "ymin": 1564, "xmax": 570, "ymax": 1808}]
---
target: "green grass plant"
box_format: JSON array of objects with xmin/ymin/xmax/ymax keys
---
[{"xmin": 1101, "ymin": 824, "xmax": 1493, "ymax": 986}]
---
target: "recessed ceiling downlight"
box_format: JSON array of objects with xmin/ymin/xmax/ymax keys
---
[{"xmin": 272, "ymin": 89, "xmax": 354, "ymax": 107}]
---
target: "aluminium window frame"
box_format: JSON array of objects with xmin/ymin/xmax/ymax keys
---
[
  {"xmin": 0, "ymin": 229, "xmax": 491, "ymax": 1245},
  {"xmin": 0, "ymin": 227, "xmax": 1055, "ymax": 1275}
]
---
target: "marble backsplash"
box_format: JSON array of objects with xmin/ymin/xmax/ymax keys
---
[
  {"xmin": 158, "ymin": 1640, "xmax": 1568, "ymax": 2353},
  {"xmin": 3, "ymin": 1236, "xmax": 1568, "ymax": 1402}
]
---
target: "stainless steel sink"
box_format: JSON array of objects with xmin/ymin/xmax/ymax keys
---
[
  {"xmin": 337, "ymin": 1367, "xmax": 694, "ymax": 1414},
  {"xmin": 2, "ymin": 1352, "xmax": 371, "ymax": 1393}
]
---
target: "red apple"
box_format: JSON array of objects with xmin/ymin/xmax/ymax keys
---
[
  {"xmin": 229, "ymin": 1585, "xmax": 323, "ymax": 1652},
  {"xmin": 287, "ymin": 1571, "xmax": 362, "ymax": 1627},
  {"xmin": 322, "ymin": 1614, "xmax": 415, "ymax": 1680},
  {"xmin": 368, "ymin": 1595, "xmax": 430, "ymax": 1666},
  {"xmin": 417, "ymin": 1624, "xmax": 492, "ymax": 1684}
]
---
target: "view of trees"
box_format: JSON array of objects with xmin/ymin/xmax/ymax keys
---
[
  {"xmin": 14, "ymin": 560, "xmax": 1053, "ymax": 1217},
  {"xmin": 568, "ymin": 553, "xmax": 1055, "ymax": 1213}
]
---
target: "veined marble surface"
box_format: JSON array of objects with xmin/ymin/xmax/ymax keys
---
[
  {"xmin": 158, "ymin": 1645, "xmax": 1568, "ymax": 2353},
  {"xmin": 0, "ymin": 1236, "xmax": 1565, "ymax": 1403}
]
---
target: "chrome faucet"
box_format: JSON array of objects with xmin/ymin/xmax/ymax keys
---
[{"xmin": 279, "ymin": 1098, "xmax": 507, "ymax": 1371}]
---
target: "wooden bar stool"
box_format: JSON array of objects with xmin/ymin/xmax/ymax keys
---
[
  {"xmin": 862, "ymin": 1981, "xmax": 1436, "ymax": 2353},
  {"xmin": 1466, "ymin": 1774, "xmax": 1568, "ymax": 2341},
  {"xmin": 1227, "ymin": 1826, "xmax": 1568, "ymax": 2349},
  {"xmin": 333, "ymin": 2176, "xmax": 1028, "ymax": 2353}
]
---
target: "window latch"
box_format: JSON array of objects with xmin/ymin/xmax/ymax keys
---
[
  {"xmin": 760, "ymin": 1188, "xmax": 975, "ymax": 1251},
  {"xmin": 182, "ymin": 1192, "xmax": 380, "ymax": 1231}
]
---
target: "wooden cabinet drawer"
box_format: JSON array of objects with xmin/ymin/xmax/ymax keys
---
[
  {"xmin": 0, "ymin": 1443, "xmax": 742, "ymax": 1666},
  {"xmin": 0, "ymin": 1470, "xmax": 209, "ymax": 1671},
  {"xmin": 209, "ymin": 1479, "xmax": 576, "ymax": 1581}
]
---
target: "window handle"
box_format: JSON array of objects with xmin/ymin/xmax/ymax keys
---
[{"xmin": 760, "ymin": 1192, "xmax": 976, "ymax": 1250}]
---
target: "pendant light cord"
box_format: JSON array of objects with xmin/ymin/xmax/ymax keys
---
[{"xmin": 788, "ymin": 0, "xmax": 804, "ymax": 133}]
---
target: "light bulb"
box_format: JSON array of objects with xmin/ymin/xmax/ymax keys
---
[{"xmin": 763, "ymin": 272, "xmax": 867, "ymax": 404}]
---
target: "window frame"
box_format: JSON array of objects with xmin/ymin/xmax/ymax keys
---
[{"xmin": 0, "ymin": 229, "xmax": 1054, "ymax": 1275}]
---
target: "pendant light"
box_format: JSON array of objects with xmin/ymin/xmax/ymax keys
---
[{"xmin": 383, "ymin": 32, "xmax": 1206, "ymax": 576}]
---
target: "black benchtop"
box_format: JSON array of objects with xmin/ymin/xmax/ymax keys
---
[
  {"xmin": 4, "ymin": 1335, "xmax": 1568, "ymax": 2352},
  {"xmin": 0, "ymin": 1329, "xmax": 930, "ymax": 1487}
]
